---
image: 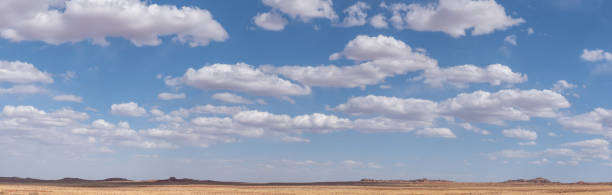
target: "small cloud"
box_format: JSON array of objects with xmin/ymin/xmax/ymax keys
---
[
  {"xmin": 504, "ymin": 34, "xmax": 517, "ymax": 46},
  {"xmin": 60, "ymin": 71, "xmax": 76, "ymax": 81},
  {"xmin": 158, "ymin": 92, "xmax": 186, "ymax": 100},
  {"xmin": 519, "ymin": 141, "xmax": 537, "ymax": 146},
  {"xmin": 281, "ymin": 136, "xmax": 310, "ymax": 143},
  {"xmin": 52, "ymin": 94, "xmax": 83, "ymax": 103},
  {"xmin": 527, "ymin": 27, "xmax": 534, "ymax": 35}
]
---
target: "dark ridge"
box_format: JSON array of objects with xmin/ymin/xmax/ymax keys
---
[
  {"xmin": 503, "ymin": 177, "xmax": 558, "ymax": 184},
  {"xmin": 360, "ymin": 178, "xmax": 453, "ymax": 183},
  {"xmin": 1, "ymin": 176, "xmax": 606, "ymax": 187},
  {"xmin": 57, "ymin": 177, "xmax": 90, "ymax": 183},
  {"xmin": 0, "ymin": 177, "xmax": 44, "ymax": 183},
  {"xmin": 101, "ymin": 178, "xmax": 131, "ymax": 182}
]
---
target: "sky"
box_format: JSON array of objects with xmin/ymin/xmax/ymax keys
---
[{"xmin": 1, "ymin": 0, "xmax": 612, "ymax": 183}]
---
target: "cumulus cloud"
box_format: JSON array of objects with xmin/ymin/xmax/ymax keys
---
[
  {"xmin": 415, "ymin": 128, "xmax": 456, "ymax": 138},
  {"xmin": 157, "ymin": 92, "xmax": 186, "ymax": 100},
  {"xmin": 417, "ymin": 64, "xmax": 527, "ymax": 88},
  {"xmin": 369, "ymin": 14, "xmax": 388, "ymax": 28},
  {"xmin": 502, "ymin": 128, "xmax": 537, "ymax": 140},
  {"xmin": 52, "ymin": 94, "xmax": 83, "ymax": 102},
  {"xmin": 169, "ymin": 104, "xmax": 245, "ymax": 117},
  {"xmin": 332, "ymin": 95, "xmax": 438, "ymax": 125},
  {"xmin": 552, "ymin": 80, "xmax": 577, "ymax": 93},
  {"xmin": 384, "ymin": 0, "xmax": 524, "ymax": 37},
  {"xmin": 261, "ymin": 0, "xmax": 338, "ymax": 22},
  {"xmin": 581, "ymin": 49, "xmax": 612, "ymax": 62},
  {"xmin": 233, "ymin": 110, "xmax": 352, "ymax": 134},
  {"xmin": 211, "ymin": 92, "xmax": 255, "ymax": 104},
  {"xmin": 167, "ymin": 63, "xmax": 310, "ymax": 97},
  {"xmin": 110, "ymin": 102, "xmax": 146, "ymax": 117},
  {"xmin": 460, "ymin": 123, "xmax": 490, "ymax": 135},
  {"xmin": 253, "ymin": 12, "xmax": 288, "ymax": 31},
  {"xmin": 0, "ymin": 0, "xmax": 228, "ymax": 47},
  {"xmin": 338, "ymin": 2, "xmax": 370, "ymax": 27},
  {"xmin": 274, "ymin": 35, "xmax": 437, "ymax": 88},
  {"xmin": 558, "ymin": 108, "xmax": 612, "ymax": 137},
  {"xmin": 331, "ymin": 88, "xmax": 569, "ymax": 136},
  {"xmin": 0, "ymin": 60, "xmax": 53, "ymax": 84},
  {"xmin": 490, "ymin": 138, "xmax": 612, "ymax": 165},
  {"xmin": 564, "ymin": 139, "xmax": 609, "ymax": 148},
  {"xmin": 440, "ymin": 89, "xmax": 569, "ymax": 125},
  {"xmin": 0, "ymin": 85, "xmax": 46, "ymax": 95}
]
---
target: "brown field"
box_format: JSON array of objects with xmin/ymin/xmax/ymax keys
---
[{"xmin": 2, "ymin": 182, "xmax": 612, "ymax": 195}]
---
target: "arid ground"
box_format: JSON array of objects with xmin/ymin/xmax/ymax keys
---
[{"xmin": 2, "ymin": 178, "xmax": 612, "ymax": 195}]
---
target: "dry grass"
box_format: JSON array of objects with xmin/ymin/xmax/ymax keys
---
[{"xmin": 2, "ymin": 183, "xmax": 612, "ymax": 195}]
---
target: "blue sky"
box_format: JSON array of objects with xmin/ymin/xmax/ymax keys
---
[{"xmin": 1, "ymin": 0, "xmax": 612, "ymax": 182}]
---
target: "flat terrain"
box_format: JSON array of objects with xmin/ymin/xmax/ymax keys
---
[{"xmin": 2, "ymin": 182, "xmax": 612, "ymax": 195}]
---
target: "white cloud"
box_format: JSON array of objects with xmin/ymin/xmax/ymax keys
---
[
  {"xmin": 504, "ymin": 34, "xmax": 517, "ymax": 46},
  {"xmin": 341, "ymin": 160, "xmax": 382, "ymax": 169},
  {"xmin": 52, "ymin": 94, "xmax": 83, "ymax": 102},
  {"xmin": 557, "ymin": 160, "xmax": 579, "ymax": 166},
  {"xmin": 332, "ymin": 95, "xmax": 438, "ymax": 125},
  {"xmin": 59, "ymin": 71, "xmax": 76, "ymax": 81},
  {"xmin": 460, "ymin": 123, "xmax": 490, "ymax": 135},
  {"xmin": 563, "ymin": 139, "xmax": 611, "ymax": 160},
  {"xmin": 0, "ymin": 105, "xmax": 88, "ymax": 131},
  {"xmin": 502, "ymin": 128, "xmax": 537, "ymax": 140},
  {"xmin": 233, "ymin": 110, "xmax": 352, "ymax": 134},
  {"xmin": 564, "ymin": 139, "xmax": 609, "ymax": 148},
  {"xmin": 493, "ymin": 149, "xmax": 537, "ymax": 159},
  {"xmin": 281, "ymin": 136, "xmax": 310, "ymax": 143},
  {"xmin": 415, "ymin": 128, "xmax": 456, "ymax": 138},
  {"xmin": 168, "ymin": 63, "xmax": 310, "ymax": 97},
  {"xmin": 261, "ymin": 0, "xmax": 338, "ymax": 22},
  {"xmin": 417, "ymin": 64, "xmax": 527, "ymax": 88},
  {"xmin": 527, "ymin": 27, "xmax": 534, "ymax": 35},
  {"xmin": 157, "ymin": 92, "xmax": 186, "ymax": 100},
  {"xmin": 558, "ymin": 108, "xmax": 612, "ymax": 137},
  {"xmin": 274, "ymin": 35, "xmax": 437, "ymax": 88},
  {"xmin": 440, "ymin": 89, "xmax": 569, "ymax": 125},
  {"xmin": 91, "ymin": 119, "xmax": 115, "ymax": 129},
  {"xmin": 0, "ymin": 60, "xmax": 53, "ymax": 84},
  {"xmin": 211, "ymin": 92, "xmax": 254, "ymax": 104},
  {"xmin": 338, "ymin": 2, "xmax": 370, "ymax": 27},
  {"xmin": 369, "ymin": 14, "xmax": 388, "ymax": 28},
  {"xmin": 253, "ymin": 12, "xmax": 288, "ymax": 31},
  {"xmin": 490, "ymin": 138, "xmax": 611, "ymax": 165},
  {"xmin": 519, "ymin": 141, "xmax": 536, "ymax": 146},
  {"xmin": 331, "ymin": 88, "xmax": 568, "ymax": 135},
  {"xmin": 169, "ymin": 104, "xmax": 245, "ymax": 117},
  {"xmin": 581, "ymin": 49, "xmax": 612, "ymax": 62},
  {"xmin": 529, "ymin": 158, "xmax": 549, "ymax": 165},
  {"xmin": 0, "ymin": 0, "xmax": 228, "ymax": 47},
  {"xmin": 110, "ymin": 102, "xmax": 146, "ymax": 117},
  {"xmin": 0, "ymin": 85, "xmax": 46, "ymax": 94},
  {"xmin": 552, "ymin": 80, "xmax": 577, "ymax": 93},
  {"xmin": 385, "ymin": 0, "xmax": 524, "ymax": 37}
]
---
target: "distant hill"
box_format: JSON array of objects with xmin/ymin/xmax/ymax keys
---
[{"xmin": 503, "ymin": 177, "xmax": 559, "ymax": 184}]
